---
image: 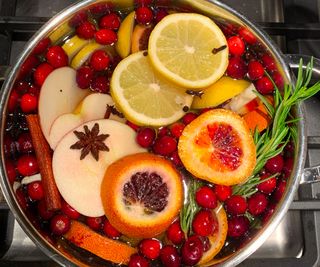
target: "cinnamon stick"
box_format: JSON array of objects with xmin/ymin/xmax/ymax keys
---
[{"xmin": 26, "ymin": 115, "xmax": 61, "ymax": 211}]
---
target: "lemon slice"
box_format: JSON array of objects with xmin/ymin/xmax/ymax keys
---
[
  {"xmin": 110, "ymin": 51, "xmax": 193, "ymax": 126},
  {"xmin": 62, "ymin": 35, "xmax": 91, "ymax": 60},
  {"xmin": 148, "ymin": 13, "xmax": 228, "ymax": 88}
]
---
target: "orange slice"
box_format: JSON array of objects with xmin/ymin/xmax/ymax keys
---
[
  {"xmin": 178, "ymin": 109, "xmax": 256, "ymax": 185},
  {"xmin": 101, "ymin": 153, "xmax": 183, "ymax": 238}
]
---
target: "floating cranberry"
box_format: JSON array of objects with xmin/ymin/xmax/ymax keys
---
[
  {"xmin": 182, "ymin": 112, "xmax": 198, "ymax": 125},
  {"xmin": 90, "ymin": 75, "xmax": 110, "ymax": 93},
  {"xmin": 8, "ymin": 90, "xmax": 20, "ymax": 112},
  {"xmin": 158, "ymin": 126, "xmax": 169, "ymax": 137},
  {"xmin": 33, "ymin": 63, "xmax": 54, "ymax": 86},
  {"xmin": 192, "ymin": 209, "xmax": 215, "ymax": 236},
  {"xmin": 248, "ymin": 60, "xmax": 264, "ymax": 80},
  {"xmin": 170, "ymin": 122, "xmax": 185, "ymax": 138},
  {"xmin": 19, "ymin": 55, "xmax": 40, "ymax": 80},
  {"xmin": 255, "ymin": 76, "xmax": 274, "ymax": 94},
  {"xmin": 76, "ymin": 66, "xmax": 94, "ymax": 89},
  {"xmin": 27, "ymin": 181, "xmax": 44, "ymax": 201},
  {"xmin": 248, "ymin": 192, "xmax": 268, "ymax": 216},
  {"xmin": 227, "ymin": 216, "xmax": 250, "ymax": 238},
  {"xmin": 239, "ymin": 27, "xmax": 257, "ymax": 45},
  {"xmin": 33, "ymin": 37, "xmax": 51, "ymax": 55},
  {"xmin": 272, "ymin": 72, "xmax": 284, "ymax": 90},
  {"xmin": 46, "ymin": 46, "xmax": 68, "ymax": 68},
  {"xmin": 76, "ymin": 21, "xmax": 96, "ymax": 39},
  {"xmin": 139, "ymin": 239, "xmax": 161, "ymax": 260},
  {"xmin": 265, "ymin": 154, "xmax": 284, "ymax": 174},
  {"xmin": 225, "ymin": 195, "xmax": 247, "ymax": 215},
  {"xmin": 99, "ymin": 13, "xmax": 121, "ymax": 30},
  {"xmin": 37, "ymin": 200, "xmax": 54, "ymax": 220},
  {"xmin": 86, "ymin": 216, "xmax": 103, "ymax": 231},
  {"xmin": 261, "ymin": 54, "xmax": 277, "ymax": 73},
  {"xmin": 89, "ymin": 3, "xmax": 111, "ymax": 15},
  {"xmin": 128, "ymin": 254, "xmax": 149, "ymax": 267},
  {"xmin": 214, "ymin": 185, "xmax": 232, "ymax": 201},
  {"xmin": 28, "ymin": 84, "xmax": 40, "ymax": 96},
  {"xmin": 273, "ymin": 179, "xmax": 287, "ymax": 202},
  {"xmin": 17, "ymin": 132, "xmax": 33, "ymax": 154},
  {"xmin": 135, "ymin": 0, "xmax": 153, "ymax": 6},
  {"xmin": 227, "ymin": 56, "xmax": 247, "ymax": 79},
  {"xmin": 195, "ymin": 186, "xmax": 217, "ymax": 209},
  {"xmin": 257, "ymin": 173, "xmax": 277, "ymax": 194},
  {"xmin": 153, "ymin": 135, "xmax": 177, "ymax": 156},
  {"xmin": 136, "ymin": 127, "xmax": 156, "ymax": 148},
  {"xmin": 262, "ymin": 202, "xmax": 276, "ymax": 224},
  {"xmin": 160, "ymin": 245, "xmax": 181, "ymax": 267},
  {"xmin": 103, "ymin": 220, "xmax": 121, "ymax": 239},
  {"xmin": 181, "ymin": 235, "xmax": 204, "ymax": 266},
  {"xmin": 5, "ymin": 160, "xmax": 16, "ymax": 184},
  {"xmin": 95, "ymin": 29, "xmax": 118, "ymax": 45},
  {"xmin": 155, "ymin": 9, "xmax": 168, "ymax": 22},
  {"xmin": 50, "ymin": 214, "xmax": 71, "ymax": 235},
  {"xmin": 166, "ymin": 220, "xmax": 185, "ymax": 245},
  {"xmin": 136, "ymin": 7, "xmax": 153, "ymax": 25},
  {"xmin": 227, "ymin": 36, "xmax": 245, "ymax": 56},
  {"xmin": 69, "ymin": 11, "xmax": 88, "ymax": 27},
  {"xmin": 202, "ymin": 236, "xmax": 211, "ymax": 252},
  {"xmin": 90, "ymin": 50, "xmax": 110, "ymax": 71},
  {"xmin": 61, "ymin": 201, "xmax": 80, "ymax": 220},
  {"xmin": 170, "ymin": 151, "xmax": 182, "ymax": 167},
  {"xmin": 283, "ymin": 157, "xmax": 294, "ymax": 179},
  {"xmin": 20, "ymin": 93, "xmax": 38, "ymax": 113},
  {"xmin": 17, "ymin": 154, "xmax": 39, "ymax": 176},
  {"xmin": 15, "ymin": 81, "xmax": 30, "ymax": 95}
]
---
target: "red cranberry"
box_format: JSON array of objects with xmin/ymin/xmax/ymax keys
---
[
  {"xmin": 273, "ymin": 179, "xmax": 287, "ymax": 202},
  {"xmin": 202, "ymin": 236, "xmax": 211, "ymax": 252},
  {"xmin": 136, "ymin": 127, "xmax": 156, "ymax": 148},
  {"xmin": 8, "ymin": 90, "xmax": 19, "ymax": 112},
  {"xmin": 192, "ymin": 209, "xmax": 216, "ymax": 236},
  {"xmin": 227, "ymin": 56, "xmax": 247, "ymax": 79},
  {"xmin": 76, "ymin": 66, "xmax": 94, "ymax": 89},
  {"xmin": 170, "ymin": 122, "xmax": 185, "ymax": 138},
  {"xmin": 239, "ymin": 27, "xmax": 257, "ymax": 44},
  {"xmin": 126, "ymin": 120, "xmax": 139, "ymax": 131},
  {"xmin": 33, "ymin": 63, "xmax": 54, "ymax": 86},
  {"xmin": 272, "ymin": 72, "xmax": 284, "ymax": 90},
  {"xmin": 61, "ymin": 201, "xmax": 80, "ymax": 219},
  {"xmin": 262, "ymin": 202, "xmax": 276, "ymax": 224},
  {"xmin": 86, "ymin": 216, "xmax": 103, "ymax": 231},
  {"xmin": 181, "ymin": 235, "xmax": 204, "ymax": 266},
  {"xmin": 166, "ymin": 220, "xmax": 185, "ymax": 245},
  {"xmin": 255, "ymin": 76, "xmax": 274, "ymax": 94},
  {"xmin": 248, "ymin": 60, "xmax": 264, "ymax": 80},
  {"xmin": 19, "ymin": 55, "xmax": 40, "ymax": 80},
  {"xmin": 135, "ymin": 0, "xmax": 152, "ymax": 5},
  {"xmin": 227, "ymin": 216, "xmax": 250, "ymax": 238},
  {"xmin": 257, "ymin": 173, "xmax": 277, "ymax": 194},
  {"xmin": 221, "ymin": 23, "xmax": 237, "ymax": 37},
  {"xmin": 283, "ymin": 157, "xmax": 294, "ymax": 179},
  {"xmin": 5, "ymin": 160, "xmax": 17, "ymax": 184},
  {"xmin": 136, "ymin": 7, "xmax": 153, "ymax": 25},
  {"xmin": 128, "ymin": 254, "xmax": 149, "ymax": 267},
  {"xmin": 103, "ymin": 220, "xmax": 121, "ymax": 239},
  {"xmin": 90, "ymin": 75, "xmax": 110, "ymax": 93},
  {"xmin": 155, "ymin": 9, "xmax": 168, "ymax": 22},
  {"xmin": 95, "ymin": 29, "xmax": 118, "ymax": 45},
  {"xmin": 33, "ymin": 37, "xmax": 51, "ymax": 55},
  {"xmin": 89, "ymin": 3, "xmax": 111, "ymax": 15},
  {"xmin": 248, "ymin": 192, "xmax": 268, "ymax": 216},
  {"xmin": 20, "ymin": 93, "xmax": 38, "ymax": 113},
  {"xmin": 214, "ymin": 185, "xmax": 232, "ymax": 201},
  {"xmin": 153, "ymin": 135, "xmax": 177, "ymax": 156},
  {"xmin": 28, "ymin": 84, "xmax": 40, "ymax": 96},
  {"xmin": 158, "ymin": 126, "xmax": 169, "ymax": 137},
  {"xmin": 90, "ymin": 50, "xmax": 110, "ymax": 71},
  {"xmin": 46, "ymin": 46, "xmax": 68, "ymax": 68},
  {"xmin": 69, "ymin": 11, "xmax": 88, "ymax": 27},
  {"xmin": 27, "ymin": 181, "xmax": 44, "ymax": 201},
  {"xmin": 265, "ymin": 154, "xmax": 284, "ymax": 174},
  {"xmin": 182, "ymin": 112, "xmax": 198, "ymax": 125},
  {"xmin": 37, "ymin": 200, "xmax": 54, "ymax": 220},
  {"xmin": 99, "ymin": 13, "xmax": 121, "ymax": 30},
  {"xmin": 15, "ymin": 80, "xmax": 30, "ymax": 95},
  {"xmin": 170, "ymin": 151, "xmax": 182, "ymax": 167},
  {"xmin": 261, "ymin": 54, "xmax": 277, "ymax": 73},
  {"xmin": 76, "ymin": 21, "xmax": 96, "ymax": 39},
  {"xmin": 227, "ymin": 36, "xmax": 245, "ymax": 56},
  {"xmin": 160, "ymin": 245, "xmax": 181, "ymax": 267},
  {"xmin": 139, "ymin": 239, "xmax": 161, "ymax": 260},
  {"xmin": 195, "ymin": 186, "xmax": 217, "ymax": 209},
  {"xmin": 225, "ymin": 195, "xmax": 247, "ymax": 215},
  {"xmin": 50, "ymin": 214, "xmax": 71, "ymax": 235},
  {"xmin": 17, "ymin": 154, "xmax": 39, "ymax": 176},
  {"xmin": 17, "ymin": 133, "xmax": 33, "ymax": 154}
]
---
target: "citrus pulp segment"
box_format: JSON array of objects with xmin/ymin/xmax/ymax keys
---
[
  {"xmin": 110, "ymin": 51, "xmax": 193, "ymax": 126},
  {"xmin": 148, "ymin": 13, "xmax": 229, "ymax": 88}
]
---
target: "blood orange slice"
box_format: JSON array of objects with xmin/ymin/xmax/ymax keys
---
[{"xmin": 178, "ymin": 109, "xmax": 256, "ymax": 185}]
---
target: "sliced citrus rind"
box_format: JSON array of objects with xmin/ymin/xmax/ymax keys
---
[
  {"xmin": 148, "ymin": 13, "xmax": 228, "ymax": 88},
  {"xmin": 178, "ymin": 109, "xmax": 256, "ymax": 185},
  {"xmin": 110, "ymin": 51, "xmax": 193, "ymax": 126}
]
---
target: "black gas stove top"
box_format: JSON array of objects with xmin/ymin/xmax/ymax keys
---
[{"xmin": 1, "ymin": 0, "xmax": 320, "ymax": 266}]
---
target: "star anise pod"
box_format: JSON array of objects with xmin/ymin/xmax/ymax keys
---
[{"xmin": 70, "ymin": 123, "xmax": 109, "ymax": 161}]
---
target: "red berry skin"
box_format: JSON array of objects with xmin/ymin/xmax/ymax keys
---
[
  {"xmin": 76, "ymin": 21, "xmax": 96, "ymax": 39},
  {"xmin": 17, "ymin": 132, "xmax": 34, "ymax": 154},
  {"xmin": 69, "ymin": 11, "xmax": 88, "ymax": 28},
  {"xmin": 18, "ymin": 55, "xmax": 40, "ymax": 80},
  {"xmin": 90, "ymin": 50, "xmax": 110, "ymax": 71},
  {"xmin": 95, "ymin": 29, "xmax": 118, "ymax": 45},
  {"xmin": 248, "ymin": 192, "xmax": 268, "ymax": 216},
  {"xmin": 8, "ymin": 90, "xmax": 20, "ymax": 112},
  {"xmin": 20, "ymin": 93, "xmax": 38, "ymax": 113},
  {"xmin": 158, "ymin": 126, "xmax": 169, "ymax": 137},
  {"xmin": 181, "ymin": 235, "xmax": 204, "ymax": 266},
  {"xmin": 227, "ymin": 36, "xmax": 245, "ymax": 56},
  {"xmin": 50, "ymin": 214, "xmax": 71, "ymax": 235},
  {"xmin": 139, "ymin": 239, "xmax": 161, "ymax": 260},
  {"xmin": 227, "ymin": 56, "xmax": 247, "ymax": 79},
  {"xmin": 136, "ymin": 7, "xmax": 153, "ymax": 25},
  {"xmin": 255, "ymin": 76, "xmax": 274, "ymax": 94},
  {"xmin": 261, "ymin": 54, "xmax": 277, "ymax": 73},
  {"xmin": 76, "ymin": 66, "xmax": 94, "ymax": 89},
  {"xmin": 214, "ymin": 185, "xmax": 232, "ymax": 201},
  {"xmin": 99, "ymin": 13, "xmax": 121, "ymax": 30},
  {"xmin": 28, "ymin": 84, "xmax": 40, "ymax": 97},
  {"xmin": 136, "ymin": 127, "xmax": 156, "ymax": 148},
  {"xmin": 27, "ymin": 181, "xmax": 44, "ymax": 201},
  {"xmin": 195, "ymin": 186, "xmax": 217, "ymax": 209},
  {"xmin": 283, "ymin": 157, "xmax": 294, "ymax": 179},
  {"xmin": 227, "ymin": 216, "xmax": 250, "ymax": 238},
  {"xmin": 248, "ymin": 61, "xmax": 264, "ymax": 80},
  {"xmin": 46, "ymin": 46, "xmax": 68, "ymax": 69},
  {"xmin": 61, "ymin": 201, "xmax": 80, "ymax": 220},
  {"xmin": 166, "ymin": 220, "xmax": 185, "ymax": 245},
  {"xmin": 33, "ymin": 37, "xmax": 51, "ymax": 55},
  {"xmin": 257, "ymin": 173, "xmax": 277, "ymax": 194},
  {"xmin": 103, "ymin": 220, "xmax": 121, "ymax": 239},
  {"xmin": 5, "ymin": 160, "xmax": 17, "ymax": 185},
  {"xmin": 153, "ymin": 135, "xmax": 177, "ymax": 156},
  {"xmin": 182, "ymin": 112, "xmax": 198, "ymax": 125},
  {"xmin": 37, "ymin": 200, "xmax": 54, "ymax": 220},
  {"xmin": 17, "ymin": 154, "xmax": 39, "ymax": 176},
  {"xmin": 170, "ymin": 151, "xmax": 182, "ymax": 167},
  {"xmin": 272, "ymin": 72, "xmax": 284, "ymax": 90},
  {"xmin": 170, "ymin": 122, "xmax": 185, "ymax": 138},
  {"xmin": 192, "ymin": 209, "xmax": 215, "ymax": 236},
  {"xmin": 160, "ymin": 245, "xmax": 181, "ymax": 267},
  {"xmin": 265, "ymin": 154, "xmax": 284, "ymax": 174},
  {"xmin": 135, "ymin": 0, "xmax": 152, "ymax": 6},
  {"xmin": 155, "ymin": 9, "xmax": 168, "ymax": 23},
  {"xmin": 90, "ymin": 75, "xmax": 110, "ymax": 93},
  {"xmin": 262, "ymin": 202, "xmax": 276, "ymax": 224},
  {"xmin": 86, "ymin": 216, "xmax": 103, "ymax": 231},
  {"xmin": 33, "ymin": 63, "xmax": 54, "ymax": 86},
  {"xmin": 128, "ymin": 254, "xmax": 150, "ymax": 267},
  {"xmin": 225, "ymin": 195, "xmax": 247, "ymax": 215},
  {"xmin": 239, "ymin": 27, "xmax": 257, "ymax": 45},
  {"xmin": 273, "ymin": 179, "xmax": 287, "ymax": 202}
]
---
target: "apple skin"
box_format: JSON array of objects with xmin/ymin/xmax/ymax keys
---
[
  {"xmin": 52, "ymin": 119, "xmax": 146, "ymax": 217},
  {"xmin": 38, "ymin": 67, "xmax": 90, "ymax": 143}
]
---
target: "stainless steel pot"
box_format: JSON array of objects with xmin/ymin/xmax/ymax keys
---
[{"xmin": 0, "ymin": 0, "xmax": 319, "ymax": 266}]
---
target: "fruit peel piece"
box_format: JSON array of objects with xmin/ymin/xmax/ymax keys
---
[{"xmin": 116, "ymin": 11, "xmax": 135, "ymax": 58}]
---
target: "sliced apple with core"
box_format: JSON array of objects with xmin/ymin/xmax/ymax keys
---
[{"xmin": 52, "ymin": 119, "xmax": 146, "ymax": 217}]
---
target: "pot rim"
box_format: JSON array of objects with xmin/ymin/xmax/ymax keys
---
[{"xmin": 0, "ymin": 0, "xmax": 307, "ymax": 266}]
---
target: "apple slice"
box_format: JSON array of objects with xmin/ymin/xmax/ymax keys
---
[
  {"xmin": 38, "ymin": 67, "xmax": 90, "ymax": 143},
  {"xmin": 52, "ymin": 119, "xmax": 146, "ymax": 217}
]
